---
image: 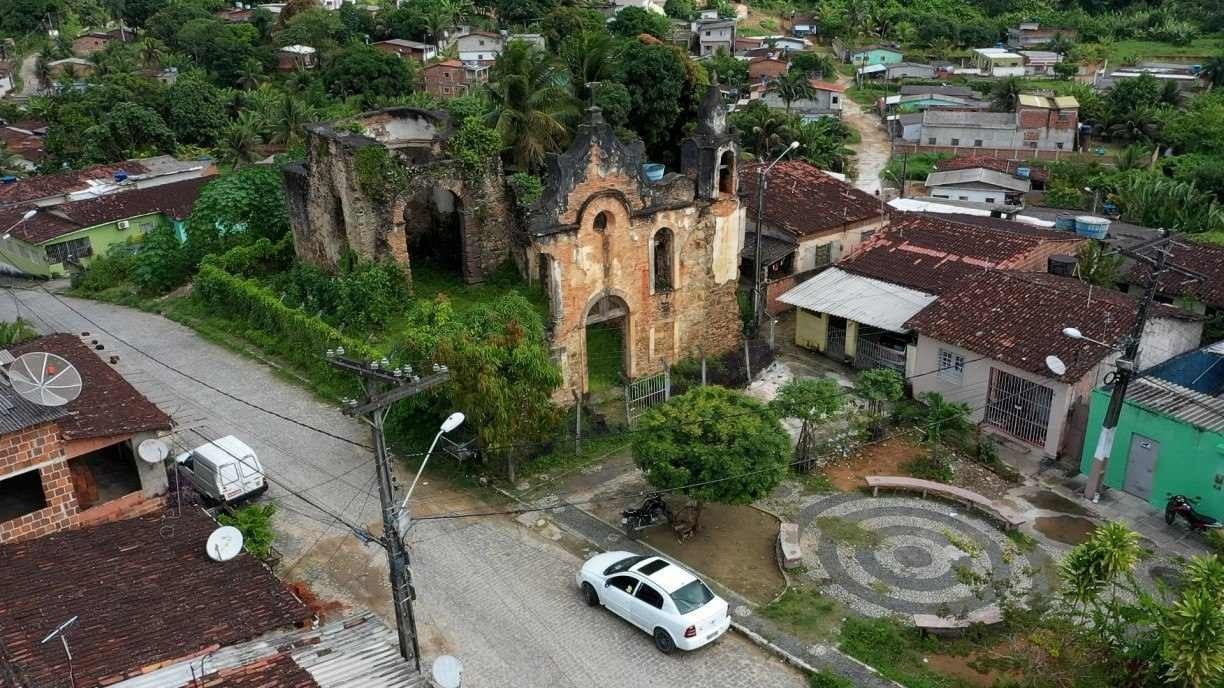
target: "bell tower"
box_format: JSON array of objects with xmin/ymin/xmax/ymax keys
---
[{"xmin": 682, "ymin": 80, "xmax": 738, "ymax": 201}]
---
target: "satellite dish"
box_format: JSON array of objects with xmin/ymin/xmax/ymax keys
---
[
  {"xmin": 206, "ymin": 525, "xmax": 244, "ymax": 562},
  {"xmin": 138, "ymin": 439, "xmax": 170, "ymax": 464},
  {"xmin": 431, "ymin": 656, "xmax": 463, "ymax": 688},
  {"xmin": 7, "ymin": 352, "xmax": 82, "ymax": 407},
  {"xmin": 1045, "ymin": 355, "xmax": 1067, "ymax": 376}
]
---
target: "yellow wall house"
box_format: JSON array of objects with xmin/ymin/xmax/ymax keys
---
[{"xmin": 0, "ymin": 176, "xmax": 211, "ymax": 277}]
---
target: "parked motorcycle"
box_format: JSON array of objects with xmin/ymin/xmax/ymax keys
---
[
  {"xmin": 1164, "ymin": 494, "xmax": 1223, "ymax": 532},
  {"xmin": 621, "ymin": 494, "xmax": 672, "ymax": 538}
]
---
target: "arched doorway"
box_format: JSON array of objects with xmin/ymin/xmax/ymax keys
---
[
  {"xmin": 407, "ymin": 185, "xmax": 465, "ymax": 277},
  {"xmin": 718, "ymin": 149, "xmax": 736, "ymax": 195},
  {"xmin": 585, "ymin": 294, "xmax": 629, "ymax": 393}
]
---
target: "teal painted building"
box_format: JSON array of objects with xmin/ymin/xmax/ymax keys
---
[
  {"xmin": 1080, "ymin": 343, "xmax": 1224, "ymax": 521},
  {"xmin": 0, "ymin": 175, "xmax": 210, "ymax": 277}
]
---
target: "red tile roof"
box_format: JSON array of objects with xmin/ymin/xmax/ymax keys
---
[
  {"xmin": 1129, "ymin": 241, "xmax": 1224, "ymax": 310},
  {"xmin": 933, "ymin": 155, "xmax": 1049, "ymax": 183},
  {"xmin": 0, "ymin": 161, "xmax": 150, "ymax": 208},
  {"xmin": 905, "ymin": 271, "xmax": 1193, "ymax": 381},
  {"xmin": 808, "ymin": 80, "xmax": 846, "ymax": 92},
  {"xmin": 0, "ymin": 508, "xmax": 312, "ymax": 688},
  {"xmin": 741, "ymin": 160, "xmax": 884, "ymax": 239},
  {"xmin": 1, "ymin": 175, "xmax": 212, "ymax": 245},
  {"xmin": 838, "ymin": 213, "xmax": 1080, "ymax": 294},
  {"xmin": 199, "ymin": 654, "xmax": 319, "ymax": 688},
  {"xmin": 0, "ymin": 127, "xmax": 44, "ymax": 163},
  {"xmin": 10, "ymin": 333, "xmax": 172, "ymax": 439}
]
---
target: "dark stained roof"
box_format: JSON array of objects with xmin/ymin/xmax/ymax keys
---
[
  {"xmin": 199, "ymin": 655, "xmax": 319, "ymax": 688},
  {"xmin": 905, "ymin": 271, "xmax": 1193, "ymax": 381},
  {"xmin": 741, "ymin": 160, "xmax": 884, "ymax": 239},
  {"xmin": 742, "ymin": 232, "xmax": 798, "ymax": 266},
  {"xmin": 1, "ymin": 176, "xmax": 211, "ymax": 245},
  {"xmin": 920, "ymin": 212, "xmax": 1067, "ymax": 236},
  {"xmin": 933, "ymin": 155, "xmax": 1049, "ymax": 183},
  {"xmin": 0, "ymin": 127, "xmax": 45, "ymax": 163},
  {"xmin": 838, "ymin": 213, "xmax": 1081, "ymax": 294},
  {"xmin": 0, "ymin": 507, "xmax": 312, "ymax": 688},
  {"xmin": 0, "ymin": 386, "xmax": 69, "ymax": 435},
  {"xmin": 899, "ymin": 84, "xmax": 977, "ymax": 97},
  {"xmin": 0, "ymin": 161, "xmax": 149, "ymax": 208},
  {"xmin": 10, "ymin": 334, "xmax": 171, "ymax": 439},
  {"xmin": 1129, "ymin": 241, "xmax": 1224, "ymax": 309}
]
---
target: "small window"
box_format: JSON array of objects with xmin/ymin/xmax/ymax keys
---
[
  {"xmin": 45, "ymin": 237, "xmax": 92, "ymax": 264},
  {"xmin": 938, "ymin": 349, "xmax": 965, "ymax": 383},
  {"xmin": 1056, "ymin": 142, "xmax": 1064, "ymax": 150},
  {"xmin": 607, "ymin": 575, "xmax": 638, "ymax": 596},
  {"xmin": 635, "ymin": 583, "xmax": 665, "ymax": 609},
  {"xmin": 860, "ymin": 229, "xmax": 875, "ymax": 242},
  {"xmin": 705, "ymin": 30, "xmax": 711, "ymax": 36},
  {"xmin": 0, "ymin": 470, "xmax": 47, "ymax": 524},
  {"xmin": 985, "ymin": 197, "xmax": 996, "ymax": 203},
  {"xmin": 652, "ymin": 228, "xmax": 674, "ymax": 292},
  {"xmin": 832, "ymin": 96, "xmax": 839, "ymax": 104},
  {"xmin": 958, "ymin": 196, "xmax": 969, "ymax": 201},
  {"xmin": 811, "ymin": 242, "xmax": 832, "ymax": 268},
  {"xmin": 593, "ymin": 211, "xmax": 610, "ymax": 231},
  {"xmin": 974, "ymin": 139, "xmax": 983, "ymax": 147},
  {"xmin": 927, "ymin": 137, "xmax": 936, "ymax": 145},
  {"xmin": 950, "ymin": 138, "xmax": 960, "ymax": 146},
  {"xmin": 1028, "ymin": 141, "xmax": 1038, "ymax": 148}
]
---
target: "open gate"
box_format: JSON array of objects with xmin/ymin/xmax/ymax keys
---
[{"xmin": 625, "ymin": 369, "xmax": 670, "ymax": 427}]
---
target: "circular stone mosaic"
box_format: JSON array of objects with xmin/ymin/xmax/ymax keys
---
[{"xmin": 797, "ymin": 494, "xmax": 1036, "ymax": 618}]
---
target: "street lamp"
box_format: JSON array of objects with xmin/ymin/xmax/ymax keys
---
[
  {"xmin": 400, "ymin": 411, "xmax": 465, "ymax": 515},
  {"xmin": 751, "ymin": 141, "xmax": 800, "ymax": 334},
  {"xmin": 2, "ymin": 209, "xmax": 37, "ymax": 239}
]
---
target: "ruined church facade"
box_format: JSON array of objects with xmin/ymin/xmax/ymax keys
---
[{"xmin": 282, "ymin": 88, "xmax": 744, "ymax": 398}]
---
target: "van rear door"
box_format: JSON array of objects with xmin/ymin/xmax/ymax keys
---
[{"xmin": 218, "ymin": 463, "xmax": 244, "ymax": 501}]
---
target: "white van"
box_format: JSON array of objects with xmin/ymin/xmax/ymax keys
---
[{"xmin": 175, "ymin": 436, "xmax": 267, "ymax": 505}]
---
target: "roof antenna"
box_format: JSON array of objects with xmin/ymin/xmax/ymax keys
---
[{"xmin": 41, "ymin": 616, "xmax": 78, "ymax": 688}]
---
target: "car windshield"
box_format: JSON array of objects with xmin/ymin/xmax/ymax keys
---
[
  {"xmin": 604, "ymin": 555, "xmax": 648, "ymax": 576},
  {"xmin": 671, "ymin": 580, "xmax": 715, "ymax": 614}
]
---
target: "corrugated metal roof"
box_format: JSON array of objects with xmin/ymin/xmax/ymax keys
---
[
  {"xmin": 0, "ymin": 385, "xmax": 69, "ymax": 435},
  {"xmin": 1125, "ymin": 377, "xmax": 1224, "ymax": 433},
  {"xmin": 778, "ymin": 267, "xmax": 937, "ymax": 333},
  {"xmin": 925, "ymin": 168, "xmax": 1031, "ymax": 192},
  {"xmin": 1053, "ymin": 95, "xmax": 1079, "ymax": 108},
  {"xmin": 923, "ymin": 110, "xmax": 1016, "ymax": 129},
  {"xmin": 110, "ymin": 613, "xmax": 426, "ymax": 688}
]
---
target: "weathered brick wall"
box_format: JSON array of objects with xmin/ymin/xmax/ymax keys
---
[
  {"xmin": 0, "ymin": 422, "xmax": 78, "ymax": 544},
  {"xmin": 533, "ymin": 149, "xmax": 743, "ymax": 397}
]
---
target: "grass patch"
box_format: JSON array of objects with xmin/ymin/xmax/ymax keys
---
[
  {"xmin": 410, "ymin": 261, "xmax": 546, "ymax": 318},
  {"xmin": 1100, "ymin": 37, "xmax": 1224, "ymax": 64},
  {"xmin": 519, "ymin": 433, "xmax": 630, "ymax": 482},
  {"xmin": 809, "ymin": 671, "xmax": 856, "ymax": 688},
  {"xmin": 585, "ymin": 324, "xmax": 624, "ymax": 393},
  {"xmin": 760, "ymin": 587, "xmax": 845, "ymax": 643},
  {"xmin": 942, "ymin": 529, "xmax": 983, "ymax": 559},
  {"xmin": 815, "ymin": 516, "xmax": 881, "ymax": 547},
  {"xmin": 1006, "ymin": 529, "xmax": 1037, "ymax": 553},
  {"xmin": 846, "ymin": 84, "xmax": 897, "ymax": 106},
  {"xmin": 885, "ymin": 152, "xmax": 953, "ymax": 182},
  {"xmin": 841, "ymin": 616, "xmax": 973, "ymax": 688},
  {"xmin": 797, "ymin": 471, "xmax": 839, "ymax": 495}
]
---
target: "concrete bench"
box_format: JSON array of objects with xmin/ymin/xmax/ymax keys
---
[
  {"xmin": 913, "ymin": 606, "xmax": 1003, "ymax": 635},
  {"xmin": 778, "ymin": 522, "xmax": 801, "ymax": 570},
  {"xmin": 864, "ymin": 476, "xmax": 1027, "ymax": 529}
]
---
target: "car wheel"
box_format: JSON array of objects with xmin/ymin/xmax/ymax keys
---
[
  {"xmin": 653, "ymin": 628, "xmax": 676, "ymax": 654},
  {"xmin": 581, "ymin": 582, "xmax": 599, "ymax": 607}
]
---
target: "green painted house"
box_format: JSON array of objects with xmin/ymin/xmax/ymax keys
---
[
  {"xmin": 834, "ymin": 40, "xmax": 904, "ymax": 66},
  {"xmin": 1080, "ymin": 342, "xmax": 1224, "ymax": 521},
  {"xmin": 0, "ymin": 175, "xmax": 212, "ymax": 277}
]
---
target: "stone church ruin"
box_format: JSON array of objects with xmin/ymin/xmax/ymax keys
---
[{"xmin": 282, "ymin": 86, "xmax": 746, "ymax": 397}]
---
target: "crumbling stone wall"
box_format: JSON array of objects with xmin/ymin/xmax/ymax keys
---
[{"xmin": 282, "ymin": 107, "xmax": 514, "ymax": 284}]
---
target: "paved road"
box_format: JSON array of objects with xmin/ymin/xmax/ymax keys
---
[
  {"xmin": 18, "ymin": 54, "xmax": 39, "ymax": 96},
  {"xmin": 0, "ymin": 289, "xmax": 807, "ymax": 688},
  {"xmin": 840, "ymin": 79, "xmax": 892, "ymax": 196}
]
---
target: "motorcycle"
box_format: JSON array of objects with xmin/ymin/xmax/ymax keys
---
[
  {"xmin": 1164, "ymin": 494, "xmax": 1223, "ymax": 532},
  {"xmin": 621, "ymin": 494, "xmax": 672, "ymax": 538}
]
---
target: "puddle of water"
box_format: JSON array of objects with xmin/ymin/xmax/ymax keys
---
[
  {"xmin": 1026, "ymin": 489, "xmax": 1091, "ymax": 516},
  {"xmin": 1034, "ymin": 515, "xmax": 1098, "ymax": 545}
]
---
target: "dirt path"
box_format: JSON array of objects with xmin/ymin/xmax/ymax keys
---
[
  {"xmin": 18, "ymin": 54, "xmax": 39, "ymax": 96},
  {"xmin": 838, "ymin": 77, "xmax": 891, "ymax": 195}
]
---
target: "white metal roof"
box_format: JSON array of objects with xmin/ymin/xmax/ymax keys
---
[
  {"xmin": 280, "ymin": 44, "xmax": 317, "ymax": 54},
  {"xmin": 925, "ymin": 168, "xmax": 1031, "ymax": 192},
  {"xmin": 858, "ymin": 63, "xmax": 887, "ymax": 74},
  {"xmin": 778, "ymin": 267, "xmax": 937, "ymax": 333},
  {"xmin": 1125, "ymin": 377, "xmax": 1224, "ymax": 433}
]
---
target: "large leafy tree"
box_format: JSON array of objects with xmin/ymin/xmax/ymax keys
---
[
  {"xmin": 0, "ymin": 0, "xmax": 57, "ymax": 34},
  {"xmin": 186, "ymin": 166, "xmax": 290, "ymax": 263},
  {"xmin": 323, "ymin": 45, "xmax": 414, "ymax": 101},
  {"xmin": 495, "ymin": 0, "xmax": 557, "ymax": 27},
  {"xmin": 175, "ymin": 18, "xmax": 267, "ymax": 85},
  {"xmin": 632, "ymin": 386, "xmax": 789, "ymax": 529},
  {"xmin": 161, "ymin": 72, "xmax": 230, "ymax": 146},
  {"xmin": 81, "ymin": 102, "xmax": 176, "ymax": 162},
  {"xmin": 276, "ymin": 7, "xmax": 348, "ymax": 51},
  {"xmin": 540, "ymin": 5, "xmax": 607, "ymax": 51},
  {"xmin": 789, "ymin": 51, "xmax": 837, "ymax": 80},
  {"xmin": 609, "ymin": 6, "xmax": 672, "ymax": 40},
  {"xmin": 485, "ymin": 41, "xmax": 575, "ymax": 172},
  {"xmin": 618, "ymin": 41, "xmax": 687, "ymax": 158}
]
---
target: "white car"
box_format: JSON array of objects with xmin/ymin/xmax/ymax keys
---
[{"xmin": 576, "ymin": 552, "xmax": 731, "ymax": 653}]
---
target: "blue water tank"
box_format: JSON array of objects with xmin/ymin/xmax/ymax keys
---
[
  {"xmin": 1054, "ymin": 215, "xmax": 1076, "ymax": 231},
  {"xmin": 114, "ymin": 171, "xmax": 128, "ymax": 182},
  {"xmin": 642, "ymin": 163, "xmax": 665, "ymax": 182},
  {"xmin": 1016, "ymin": 166, "xmax": 1030, "ymax": 179},
  {"xmin": 1075, "ymin": 215, "xmax": 1111, "ymax": 239}
]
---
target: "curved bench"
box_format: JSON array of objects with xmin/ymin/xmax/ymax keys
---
[{"xmin": 864, "ymin": 476, "xmax": 1027, "ymax": 530}]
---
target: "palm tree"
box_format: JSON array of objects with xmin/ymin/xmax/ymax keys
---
[
  {"xmin": 990, "ymin": 76, "xmax": 1023, "ymax": 112},
  {"xmin": 237, "ymin": 57, "xmax": 265, "ymax": 90},
  {"xmin": 270, "ymin": 95, "xmax": 315, "ymax": 146},
  {"xmin": 560, "ymin": 31, "xmax": 623, "ymax": 104},
  {"xmin": 774, "ymin": 69, "xmax": 815, "ymax": 113},
  {"xmin": 1108, "ymin": 107, "xmax": 1161, "ymax": 141},
  {"xmin": 1203, "ymin": 54, "xmax": 1224, "ymax": 90},
  {"xmin": 1158, "ymin": 79, "xmax": 1182, "ymax": 106},
  {"xmin": 485, "ymin": 41, "xmax": 577, "ymax": 172},
  {"xmin": 218, "ymin": 115, "xmax": 264, "ymax": 167},
  {"xmin": 139, "ymin": 38, "xmax": 165, "ymax": 69},
  {"xmin": 1115, "ymin": 143, "xmax": 1151, "ymax": 171}
]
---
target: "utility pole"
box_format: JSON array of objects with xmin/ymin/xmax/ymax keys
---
[
  {"xmin": 1082, "ymin": 231, "xmax": 1201, "ymax": 501},
  {"xmin": 327, "ymin": 350, "xmax": 450, "ymax": 670},
  {"xmin": 752, "ymin": 141, "xmax": 800, "ymax": 335}
]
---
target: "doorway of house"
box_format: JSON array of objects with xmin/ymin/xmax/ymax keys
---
[{"xmin": 585, "ymin": 295, "xmax": 629, "ymax": 394}]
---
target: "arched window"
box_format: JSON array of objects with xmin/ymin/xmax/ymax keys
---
[
  {"xmin": 593, "ymin": 211, "xmax": 611, "ymax": 231},
  {"xmin": 718, "ymin": 150, "xmax": 736, "ymax": 195},
  {"xmin": 652, "ymin": 228, "xmax": 673, "ymax": 292}
]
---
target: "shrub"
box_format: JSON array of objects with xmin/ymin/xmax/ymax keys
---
[
  {"xmin": 334, "ymin": 261, "xmax": 409, "ymax": 331},
  {"xmin": 132, "ymin": 223, "xmax": 192, "ymax": 294},
  {"xmin": 905, "ymin": 446, "xmax": 954, "ymax": 483},
  {"xmin": 73, "ymin": 249, "xmax": 136, "ymax": 294},
  {"xmin": 809, "ymin": 671, "xmax": 855, "ymax": 688},
  {"xmin": 205, "ymin": 234, "xmax": 294, "ymax": 277},
  {"xmin": 507, "ymin": 172, "xmax": 543, "ymax": 209},
  {"xmin": 218, "ymin": 503, "xmax": 277, "ymax": 560}
]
